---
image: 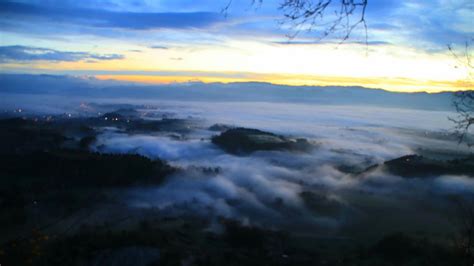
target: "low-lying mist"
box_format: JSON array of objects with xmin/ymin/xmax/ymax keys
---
[
  {"xmin": 1, "ymin": 76, "xmax": 472, "ymax": 238},
  {"xmin": 83, "ymin": 101, "xmax": 473, "ymax": 236}
]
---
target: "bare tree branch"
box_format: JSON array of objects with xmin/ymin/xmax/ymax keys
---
[
  {"xmin": 449, "ymin": 40, "xmax": 474, "ymax": 147},
  {"xmin": 223, "ymin": 0, "xmax": 368, "ymax": 43},
  {"xmin": 450, "ymin": 91, "xmax": 474, "ymax": 147},
  {"xmin": 222, "ymin": 0, "xmax": 263, "ymax": 16},
  {"xmin": 279, "ymin": 0, "xmax": 368, "ymax": 44}
]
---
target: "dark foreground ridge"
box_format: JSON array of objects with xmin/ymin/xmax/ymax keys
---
[
  {"xmin": 212, "ymin": 127, "xmax": 312, "ymax": 155},
  {"xmin": 0, "ymin": 150, "xmax": 174, "ymax": 188},
  {"xmin": 1, "ymin": 218, "xmax": 463, "ymax": 266},
  {"xmin": 383, "ymin": 154, "xmax": 474, "ymax": 178},
  {"xmin": 0, "ymin": 116, "xmax": 176, "ymax": 188}
]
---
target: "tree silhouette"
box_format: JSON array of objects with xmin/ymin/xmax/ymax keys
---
[
  {"xmin": 449, "ymin": 40, "xmax": 474, "ymax": 147},
  {"xmin": 280, "ymin": 0, "xmax": 367, "ymax": 42},
  {"xmin": 223, "ymin": 0, "xmax": 368, "ymax": 42}
]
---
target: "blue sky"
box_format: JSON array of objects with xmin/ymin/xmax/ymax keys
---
[{"xmin": 0, "ymin": 0, "xmax": 472, "ymax": 92}]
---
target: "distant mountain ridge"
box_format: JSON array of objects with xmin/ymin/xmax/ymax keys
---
[{"xmin": 0, "ymin": 73, "xmax": 459, "ymax": 111}]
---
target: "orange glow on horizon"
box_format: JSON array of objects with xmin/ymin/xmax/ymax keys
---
[
  {"xmin": 2, "ymin": 40, "xmax": 471, "ymax": 93},
  {"xmin": 95, "ymin": 73, "xmax": 473, "ymax": 93}
]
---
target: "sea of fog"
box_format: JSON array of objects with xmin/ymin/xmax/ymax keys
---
[
  {"xmin": 2, "ymin": 92, "xmax": 473, "ymax": 238},
  {"xmin": 101, "ymin": 101, "xmax": 472, "ymax": 234}
]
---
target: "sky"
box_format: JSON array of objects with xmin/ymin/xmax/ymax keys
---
[{"xmin": 0, "ymin": 0, "xmax": 473, "ymax": 92}]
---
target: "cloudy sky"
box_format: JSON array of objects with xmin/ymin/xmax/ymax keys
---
[{"xmin": 0, "ymin": 0, "xmax": 472, "ymax": 92}]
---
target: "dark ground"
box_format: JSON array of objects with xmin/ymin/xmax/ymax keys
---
[{"xmin": 0, "ymin": 114, "xmax": 472, "ymax": 266}]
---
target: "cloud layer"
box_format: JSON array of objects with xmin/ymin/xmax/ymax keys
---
[
  {"xmin": 0, "ymin": 45, "xmax": 124, "ymax": 62},
  {"xmin": 85, "ymin": 100, "xmax": 473, "ymax": 232},
  {"xmin": 0, "ymin": 1, "xmax": 224, "ymax": 30},
  {"xmin": 1, "ymin": 81, "xmax": 472, "ymax": 234},
  {"xmin": 1, "ymin": 0, "xmax": 471, "ymax": 49}
]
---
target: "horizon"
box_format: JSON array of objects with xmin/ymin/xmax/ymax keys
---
[
  {"xmin": 0, "ymin": 0, "xmax": 473, "ymax": 93},
  {"xmin": 0, "ymin": 72, "xmax": 469, "ymax": 95}
]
